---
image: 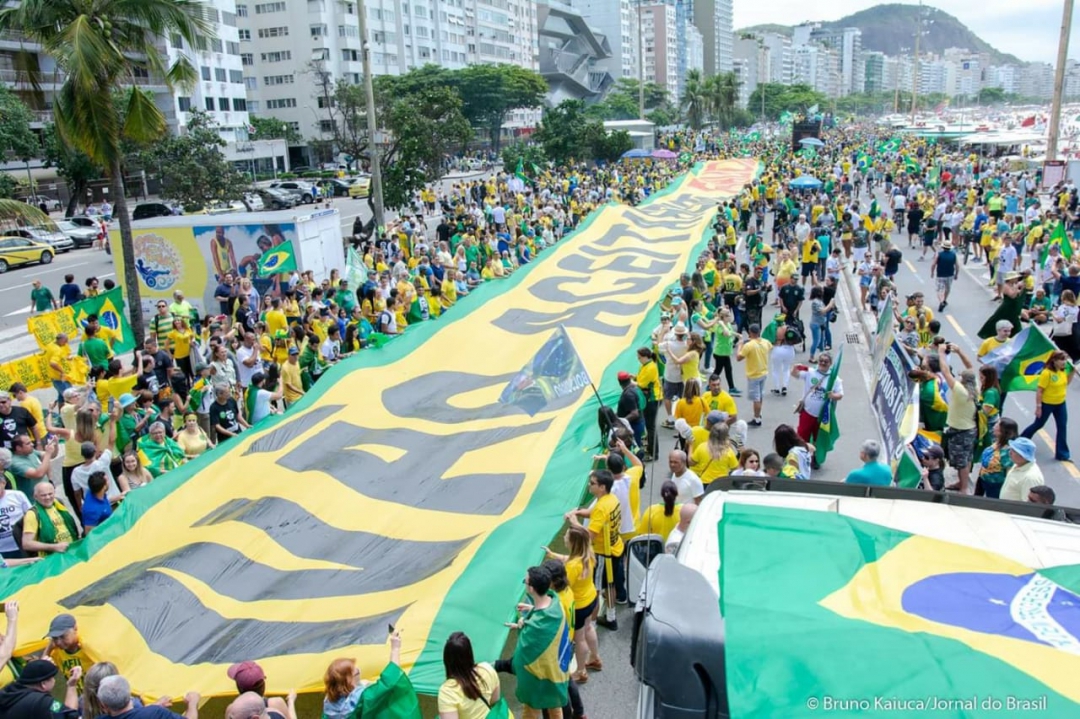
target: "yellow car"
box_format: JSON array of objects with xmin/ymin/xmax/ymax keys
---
[
  {"xmin": 0, "ymin": 235, "xmax": 55, "ymax": 273},
  {"xmin": 347, "ymin": 175, "xmax": 372, "ymax": 199}
]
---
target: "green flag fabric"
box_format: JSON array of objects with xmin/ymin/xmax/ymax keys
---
[
  {"xmin": 895, "ymin": 450, "xmax": 923, "ymax": 489},
  {"xmin": 1039, "ymin": 221, "xmax": 1074, "ymax": 266},
  {"xmin": 258, "ymin": 240, "xmax": 298, "ymax": 276},
  {"xmin": 511, "ymin": 593, "xmax": 572, "ymax": 710},
  {"xmin": 346, "ymin": 247, "xmax": 368, "ymax": 288},
  {"xmin": 515, "ymin": 158, "xmax": 528, "ymax": 182},
  {"xmin": 814, "ymin": 347, "xmax": 843, "ymax": 464},
  {"xmin": 72, "ymin": 288, "xmax": 136, "ymax": 354},
  {"xmin": 720, "ymin": 503, "xmax": 1080, "ymax": 717},
  {"xmin": 331, "ymin": 662, "xmax": 421, "ymax": 719},
  {"xmin": 980, "ymin": 325, "xmax": 1071, "ymax": 392}
]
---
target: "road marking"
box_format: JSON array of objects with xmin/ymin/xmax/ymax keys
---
[
  {"xmin": 3, "ymin": 307, "xmax": 30, "ymax": 317},
  {"xmin": 904, "ymin": 261, "xmax": 924, "ymax": 283},
  {"xmin": 945, "ymin": 314, "xmax": 967, "ymax": 339},
  {"xmin": 0, "ymin": 262, "xmax": 95, "ymax": 293}
]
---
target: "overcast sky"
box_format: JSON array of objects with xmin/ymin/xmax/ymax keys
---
[{"xmin": 734, "ymin": 0, "xmax": 1076, "ymax": 64}]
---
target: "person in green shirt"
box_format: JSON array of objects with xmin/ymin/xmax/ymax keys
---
[
  {"xmin": 79, "ymin": 324, "xmax": 112, "ymax": 371},
  {"xmin": 29, "ymin": 280, "xmax": 57, "ymax": 315},
  {"xmin": 333, "ymin": 280, "xmax": 356, "ymax": 315}
]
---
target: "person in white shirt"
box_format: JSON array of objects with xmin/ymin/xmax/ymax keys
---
[
  {"xmin": 668, "ymin": 449, "xmax": 704, "ymax": 505},
  {"xmin": 995, "ymin": 243, "xmax": 1018, "ymax": 298},
  {"xmin": 235, "ymin": 333, "xmax": 260, "ymax": 389},
  {"xmin": 71, "ymin": 444, "xmax": 124, "ymax": 505},
  {"xmin": 999, "ymin": 438, "xmax": 1045, "ymax": 502},
  {"xmin": 0, "ymin": 449, "xmax": 32, "ymax": 559},
  {"xmin": 665, "ymin": 503, "xmax": 698, "ymax": 554},
  {"xmin": 321, "ymin": 326, "xmax": 342, "ymax": 363},
  {"xmin": 791, "ymin": 353, "xmax": 844, "ymax": 452}
]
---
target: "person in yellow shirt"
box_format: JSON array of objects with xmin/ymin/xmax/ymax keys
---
[
  {"xmin": 635, "ymin": 347, "xmax": 662, "ymax": 460},
  {"xmin": 43, "ymin": 613, "xmax": 92, "ymax": 693},
  {"xmin": 544, "ymin": 525, "xmax": 601, "ymax": 683},
  {"xmin": 673, "ymin": 379, "xmax": 709, "ymax": 428},
  {"xmin": 9, "ymin": 383, "xmax": 45, "ymax": 443},
  {"xmin": 1020, "ymin": 350, "xmax": 1073, "ymax": 461},
  {"xmin": 265, "ymin": 297, "xmax": 288, "ymax": 337},
  {"xmin": 45, "ymin": 333, "xmax": 74, "ymax": 405},
  {"xmin": 566, "ymin": 470, "xmax": 624, "ymax": 629},
  {"xmin": 280, "ymin": 346, "xmax": 304, "ymax": 407},
  {"xmin": 978, "ymin": 320, "xmax": 1013, "ymax": 358},
  {"xmin": 690, "ymin": 423, "xmax": 739, "ymax": 484},
  {"xmin": 166, "ymin": 317, "xmax": 195, "ymax": 380},
  {"xmin": 775, "ymin": 249, "xmax": 798, "ymax": 290},
  {"xmin": 635, "ymin": 480, "xmax": 681, "ymax": 541},
  {"xmin": 440, "ymin": 269, "xmax": 459, "ymax": 309},
  {"xmin": 736, "ymin": 325, "xmax": 771, "ymax": 426}
]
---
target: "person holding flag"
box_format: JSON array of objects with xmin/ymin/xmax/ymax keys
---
[
  {"xmin": 791, "ymin": 352, "xmax": 843, "ymax": 451},
  {"xmin": 508, "ymin": 565, "xmax": 572, "ymax": 719},
  {"xmin": 1019, "ymin": 350, "xmax": 1074, "ymax": 462}
]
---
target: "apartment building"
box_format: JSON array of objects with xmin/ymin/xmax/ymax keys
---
[{"xmin": 640, "ymin": 2, "xmax": 679, "ymax": 101}]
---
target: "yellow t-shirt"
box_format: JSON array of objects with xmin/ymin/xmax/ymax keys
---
[
  {"xmin": 590, "ymin": 493, "xmax": 624, "ymax": 557},
  {"xmin": 677, "ymin": 350, "xmax": 700, "ymax": 383},
  {"xmin": 702, "ymin": 390, "xmax": 737, "ymax": 416},
  {"xmin": 23, "ymin": 505, "xmax": 75, "ymax": 553},
  {"xmin": 801, "ymin": 239, "xmax": 820, "ymax": 264},
  {"xmin": 636, "ymin": 361, "xmax": 662, "ymax": 401},
  {"xmin": 689, "ymin": 425, "xmax": 709, "ymax": 453},
  {"xmin": 167, "ymin": 330, "xmax": 194, "ymax": 360},
  {"xmin": 674, "ymin": 396, "xmax": 708, "ymax": 428},
  {"xmin": 49, "ymin": 645, "xmax": 92, "ymax": 693},
  {"xmin": 777, "ymin": 259, "xmax": 797, "ymax": 280},
  {"xmin": 441, "ymin": 281, "xmax": 457, "ymax": 308},
  {"xmin": 565, "ymin": 555, "xmax": 597, "ymax": 609},
  {"xmin": 18, "ymin": 395, "xmax": 44, "ymax": 440},
  {"xmin": 437, "ymin": 662, "xmax": 499, "ymax": 719},
  {"xmin": 739, "ymin": 338, "xmax": 771, "ymax": 379},
  {"xmin": 635, "ymin": 503, "xmax": 681, "ymax": 540},
  {"xmin": 690, "ymin": 443, "xmax": 739, "ymax": 484},
  {"xmin": 45, "ymin": 343, "xmax": 72, "ymax": 380},
  {"xmin": 978, "ymin": 336, "xmax": 1006, "ymax": 358},
  {"xmin": 265, "ymin": 309, "xmax": 288, "ymax": 337},
  {"xmin": 557, "ymin": 585, "xmax": 576, "ymax": 640},
  {"xmin": 1039, "ymin": 369, "xmax": 1069, "ymax": 405},
  {"xmin": 280, "ymin": 361, "xmax": 304, "ymax": 403}
]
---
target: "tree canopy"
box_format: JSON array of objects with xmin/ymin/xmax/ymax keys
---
[{"xmin": 747, "ymin": 83, "xmax": 828, "ymax": 120}]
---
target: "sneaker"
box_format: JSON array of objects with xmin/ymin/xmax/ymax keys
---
[
  {"xmin": 596, "ymin": 617, "xmax": 618, "ymax": 631},
  {"xmin": 781, "ymin": 388, "xmax": 787, "ymax": 396},
  {"xmin": 749, "ymin": 418, "xmax": 763, "ymax": 427},
  {"xmin": 729, "ymin": 388, "xmax": 742, "ymax": 396},
  {"xmin": 770, "ymin": 389, "xmax": 781, "ymax": 395},
  {"xmin": 662, "ymin": 419, "xmax": 674, "ymax": 429},
  {"xmin": 616, "ymin": 596, "xmax": 629, "ymax": 606},
  {"xmin": 938, "ymin": 302, "xmax": 945, "ymax": 312}
]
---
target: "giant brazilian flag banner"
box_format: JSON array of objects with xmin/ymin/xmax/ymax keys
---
[
  {"xmin": 720, "ymin": 504, "xmax": 1079, "ymax": 717},
  {"xmin": 0, "ymin": 159, "xmax": 760, "ymax": 700}
]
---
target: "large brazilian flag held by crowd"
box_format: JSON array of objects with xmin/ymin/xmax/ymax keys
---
[
  {"xmin": 0, "ymin": 159, "xmax": 759, "ymax": 701},
  {"xmin": 720, "ymin": 504, "xmax": 1080, "ymax": 717}
]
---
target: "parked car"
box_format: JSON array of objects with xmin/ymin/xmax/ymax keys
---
[
  {"xmin": 320, "ymin": 178, "xmax": 356, "ymax": 197},
  {"xmin": 6, "ymin": 226, "xmax": 74, "ymax": 253},
  {"xmin": 66, "ymin": 215, "xmax": 102, "ymax": 230},
  {"xmin": 348, "ymin": 175, "xmax": 372, "ymax": 199},
  {"xmin": 0, "ymin": 236, "xmax": 55, "ymax": 273},
  {"xmin": 55, "ymin": 220, "xmax": 100, "ymax": 248},
  {"xmin": 203, "ymin": 200, "xmax": 248, "ymax": 215},
  {"xmin": 24, "ymin": 196, "xmax": 63, "ymax": 212},
  {"xmin": 132, "ymin": 202, "xmax": 178, "ymax": 221},
  {"xmin": 257, "ymin": 188, "xmax": 297, "ymax": 210},
  {"xmin": 242, "ymin": 193, "xmax": 265, "ymax": 212},
  {"xmin": 269, "ymin": 180, "xmax": 317, "ymax": 204}
]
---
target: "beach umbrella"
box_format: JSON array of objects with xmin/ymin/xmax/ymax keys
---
[
  {"xmin": 621, "ymin": 148, "xmax": 651, "ymax": 159},
  {"xmin": 798, "ymin": 137, "xmax": 825, "ymax": 148},
  {"xmin": 651, "ymin": 149, "xmax": 678, "ymax": 159},
  {"xmin": 789, "ymin": 176, "xmax": 823, "ymax": 189}
]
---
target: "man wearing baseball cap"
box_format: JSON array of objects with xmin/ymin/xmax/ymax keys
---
[
  {"xmin": 227, "ymin": 662, "xmax": 291, "ymax": 719},
  {"xmin": 0, "ymin": 658, "xmax": 81, "ymax": 718},
  {"xmin": 42, "ymin": 614, "xmax": 90, "ymax": 694}
]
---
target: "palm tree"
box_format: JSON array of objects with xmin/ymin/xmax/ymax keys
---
[
  {"xmin": 681, "ymin": 69, "xmax": 706, "ymax": 130},
  {"xmin": 0, "ymin": 0, "xmax": 211, "ymax": 341},
  {"xmin": 705, "ymin": 72, "xmax": 741, "ymax": 129}
]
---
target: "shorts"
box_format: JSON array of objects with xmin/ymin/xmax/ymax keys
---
[
  {"xmin": 801, "ymin": 262, "xmax": 816, "ymax": 278},
  {"xmin": 747, "ymin": 376, "xmax": 766, "ymax": 402},
  {"xmin": 945, "ymin": 427, "xmax": 977, "ymax": 469},
  {"xmin": 936, "ymin": 277, "xmax": 953, "ymax": 294},
  {"xmin": 574, "ymin": 597, "xmax": 599, "ymax": 631},
  {"xmin": 663, "ymin": 380, "xmax": 684, "ymax": 401},
  {"xmin": 859, "ymin": 275, "xmax": 872, "ymax": 288},
  {"xmin": 990, "ymin": 209, "xmax": 1003, "ymax": 220},
  {"xmin": 922, "ymin": 234, "xmax": 935, "ymax": 247}
]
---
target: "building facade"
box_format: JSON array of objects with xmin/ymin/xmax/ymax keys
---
[
  {"xmin": 571, "ymin": 0, "xmax": 639, "ymax": 81},
  {"xmin": 640, "ymin": 3, "xmax": 678, "ymax": 101},
  {"xmin": 537, "ymin": 0, "xmax": 614, "ymax": 103}
]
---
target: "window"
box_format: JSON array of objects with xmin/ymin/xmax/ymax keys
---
[
  {"xmin": 338, "ymin": 24, "xmax": 358, "ymax": 38},
  {"xmin": 415, "ymin": 5, "xmax": 427, "ymax": 17},
  {"xmin": 247, "ymin": 100, "xmax": 259, "ymax": 112},
  {"xmin": 238, "ymin": 29, "xmax": 251, "ymax": 41},
  {"xmin": 403, "ymin": 24, "xmax": 409, "ymax": 35},
  {"xmin": 418, "ymin": 46, "xmax": 431, "ymax": 59},
  {"xmin": 232, "ymin": 97, "xmax": 247, "ymax": 112},
  {"xmin": 342, "ymin": 49, "xmax": 360, "ymax": 62},
  {"xmin": 177, "ymin": 96, "xmax": 192, "ymax": 112},
  {"xmin": 372, "ymin": 8, "xmax": 395, "ymax": 20},
  {"xmin": 241, "ymin": 53, "xmax": 254, "ymax": 66},
  {"xmin": 210, "ymin": 38, "xmax": 224, "ymax": 53},
  {"xmin": 201, "ymin": 65, "xmax": 211, "ymax": 81},
  {"xmin": 222, "ymin": 11, "xmax": 237, "ymax": 27},
  {"xmin": 170, "ymin": 33, "xmax": 183, "ymax": 48},
  {"xmin": 218, "ymin": 97, "xmax": 230, "ymax": 111},
  {"xmin": 229, "ymin": 69, "xmax": 244, "ymax": 83},
  {"xmin": 215, "ymin": 67, "xmax": 227, "ymax": 82},
  {"xmin": 266, "ymin": 98, "xmax": 297, "ymax": 109},
  {"xmin": 261, "ymin": 51, "xmax": 292, "ymax": 62},
  {"xmin": 245, "ymin": 76, "xmax": 258, "ymax": 89},
  {"xmin": 257, "ymin": 27, "xmax": 289, "ymax": 38},
  {"xmin": 316, "ymin": 96, "xmax": 334, "ymax": 108},
  {"xmin": 263, "ymin": 74, "xmax": 295, "ymax": 85},
  {"xmin": 205, "ymin": 97, "xmax": 216, "ymax": 111},
  {"xmin": 286, "ymin": 121, "xmax": 300, "ymax": 134},
  {"xmin": 308, "ymin": 0, "xmax": 326, "ymax": 10},
  {"xmin": 402, "ymin": 2, "xmax": 410, "ymax": 14},
  {"xmin": 226, "ymin": 41, "xmax": 241, "ymax": 55},
  {"xmin": 236, "ymin": 3, "xmax": 248, "ymax": 16},
  {"xmin": 255, "ymin": 1, "xmax": 287, "ymax": 13},
  {"xmin": 319, "ymin": 120, "xmax": 335, "ymax": 133},
  {"xmin": 415, "ymin": 26, "xmax": 428, "ymax": 38},
  {"xmin": 312, "ymin": 24, "xmax": 328, "ymax": 37}
]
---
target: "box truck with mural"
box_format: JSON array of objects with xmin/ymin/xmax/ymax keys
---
[{"xmin": 110, "ymin": 209, "xmax": 346, "ymax": 317}]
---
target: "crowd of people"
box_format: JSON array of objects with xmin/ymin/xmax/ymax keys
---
[{"xmin": 2, "ymin": 122, "xmax": 1079, "ymax": 718}]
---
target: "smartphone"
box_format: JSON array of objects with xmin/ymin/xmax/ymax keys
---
[
  {"xmin": 388, "ymin": 623, "xmax": 395, "ymax": 634},
  {"xmin": 108, "ymin": 396, "xmax": 116, "ymax": 414}
]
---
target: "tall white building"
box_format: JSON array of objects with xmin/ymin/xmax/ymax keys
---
[
  {"xmin": 759, "ymin": 32, "xmax": 792, "ymax": 85},
  {"xmin": 571, "ymin": 0, "xmax": 639, "ymax": 80},
  {"xmin": 1019, "ymin": 62, "xmax": 1054, "ymax": 100},
  {"xmin": 732, "ymin": 36, "xmax": 765, "ymax": 109},
  {"xmin": 682, "ymin": 0, "xmax": 731, "ymax": 75},
  {"xmin": 640, "ymin": 2, "xmax": 678, "ymax": 100}
]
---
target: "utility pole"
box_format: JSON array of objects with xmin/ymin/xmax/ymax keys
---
[
  {"xmin": 357, "ymin": 0, "xmax": 385, "ymax": 230},
  {"xmin": 909, "ymin": 18, "xmax": 921, "ymax": 125},
  {"xmin": 1048, "ymin": 0, "xmax": 1075, "ymax": 160},
  {"xmin": 637, "ymin": 0, "xmax": 645, "ymax": 119}
]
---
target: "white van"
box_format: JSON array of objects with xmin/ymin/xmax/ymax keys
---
[{"xmin": 629, "ymin": 477, "xmax": 1079, "ymax": 719}]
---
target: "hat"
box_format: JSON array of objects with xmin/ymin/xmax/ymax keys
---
[
  {"xmin": 17, "ymin": 659, "xmax": 58, "ymax": 685},
  {"xmin": 46, "ymin": 613, "xmax": 76, "ymax": 639},
  {"xmin": 673, "ymin": 324, "xmax": 689, "ymax": 336},
  {"xmin": 1004, "ymin": 271, "xmax": 1021, "ymax": 282},
  {"xmin": 940, "ymin": 240, "xmax": 952, "ymax": 249},
  {"xmin": 673, "ymin": 418, "xmax": 693, "ymax": 440},
  {"xmin": 760, "ymin": 245, "xmax": 773, "ymax": 254},
  {"xmin": 0, "ymin": 391, "xmax": 8, "ymax": 401},
  {"xmin": 925, "ymin": 445, "xmax": 945, "ymax": 460},
  {"xmin": 227, "ymin": 661, "xmax": 266, "ymax": 692},
  {"xmin": 705, "ymin": 410, "xmax": 728, "ymax": 426},
  {"xmin": 288, "ymin": 346, "xmax": 300, "ymax": 355},
  {"xmin": 1008, "ymin": 438, "xmax": 1037, "ymax": 463},
  {"xmin": 617, "ymin": 371, "xmax": 632, "ymax": 382},
  {"xmin": 118, "ymin": 393, "xmax": 136, "ymax": 409}
]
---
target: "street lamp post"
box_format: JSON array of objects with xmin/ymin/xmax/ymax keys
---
[
  {"xmin": 1048, "ymin": 0, "xmax": 1075, "ymax": 160},
  {"xmin": 356, "ymin": 0, "xmax": 385, "ymax": 230}
]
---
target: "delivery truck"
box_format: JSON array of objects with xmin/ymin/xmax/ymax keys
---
[{"xmin": 110, "ymin": 208, "xmax": 345, "ymax": 318}]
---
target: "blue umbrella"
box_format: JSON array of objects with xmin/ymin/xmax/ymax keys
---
[
  {"xmin": 789, "ymin": 176, "xmax": 822, "ymax": 189},
  {"xmin": 799, "ymin": 137, "xmax": 825, "ymax": 147},
  {"xmin": 621, "ymin": 148, "xmax": 652, "ymax": 159}
]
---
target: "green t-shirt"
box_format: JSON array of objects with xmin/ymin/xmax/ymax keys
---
[
  {"xmin": 713, "ymin": 323, "xmax": 735, "ymax": 356},
  {"xmin": 80, "ymin": 337, "xmax": 112, "ymax": 370},
  {"xmin": 10, "ymin": 452, "xmax": 43, "ymax": 494},
  {"xmin": 30, "ymin": 287, "xmax": 54, "ymax": 312}
]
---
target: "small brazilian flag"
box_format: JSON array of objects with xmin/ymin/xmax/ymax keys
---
[
  {"xmin": 258, "ymin": 240, "xmax": 297, "ymax": 276},
  {"xmin": 814, "ymin": 347, "xmax": 843, "ymax": 465}
]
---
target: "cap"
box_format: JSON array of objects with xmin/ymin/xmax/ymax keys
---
[
  {"xmin": 46, "ymin": 613, "xmax": 76, "ymax": 639},
  {"xmin": 1008, "ymin": 437, "xmax": 1037, "ymax": 463},
  {"xmin": 118, "ymin": 393, "xmax": 136, "ymax": 409},
  {"xmin": 925, "ymin": 445, "xmax": 945, "ymax": 460},
  {"xmin": 673, "ymin": 418, "xmax": 693, "ymax": 439},
  {"xmin": 705, "ymin": 410, "xmax": 728, "ymax": 426},
  {"xmin": 288, "ymin": 346, "xmax": 300, "ymax": 355},
  {"xmin": 673, "ymin": 324, "xmax": 688, "ymax": 336},
  {"xmin": 17, "ymin": 659, "xmax": 58, "ymax": 685},
  {"xmin": 1004, "ymin": 271, "xmax": 1021, "ymax": 281},
  {"xmin": 227, "ymin": 661, "xmax": 266, "ymax": 692},
  {"xmin": 0, "ymin": 391, "xmax": 9, "ymax": 400},
  {"xmin": 617, "ymin": 371, "xmax": 632, "ymax": 382}
]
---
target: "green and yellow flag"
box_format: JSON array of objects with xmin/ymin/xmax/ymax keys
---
[
  {"xmin": 814, "ymin": 347, "xmax": 843, "ymax": 464},
  {"xmin": 1039, "ymin": 221, "xmax": 1074, "ymax": 265},
  {"xmin": 721, "ymin": 504, "xmax": 1080, "ymax": 717},
  {"xmin": 336, "ymin": 663, "xmax": 421, "ymax": 719},
  {"xmin": 511, "ymin": 593, "xmax": 572, "ymax": 710},
  {"xmin": 258, "ymin": 240, "xmax": 297, "ymax": 276}
]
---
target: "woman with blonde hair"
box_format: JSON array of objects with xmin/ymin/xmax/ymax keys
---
[
  {"xmin": 544, "ymin": 524, "xmax": 600, "ymax": 683},
  {"xmin": 673, "ymin": 378, "xmax": 708, "ymax": 428},
  {"xmin": 691, "ymin": 422, "xmax": 739, "ymax": 485},
  {"xmin": 177, "ymin": 413, "xmax": 215, "ymax": 459},
  {"xmin": 119, "ymin": 451, "xmax": 154, "ymax": 490}
]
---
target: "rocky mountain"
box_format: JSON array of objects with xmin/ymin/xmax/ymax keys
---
[{"xmin": 739, "ymin": 3, "xmax": 1022, "ymax": 66}]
